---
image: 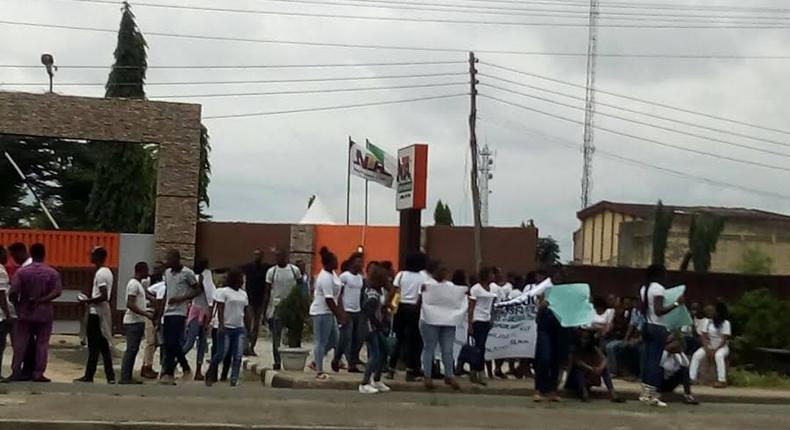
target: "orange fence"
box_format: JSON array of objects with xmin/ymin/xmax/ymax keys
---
[
  {"xmin": 0, "ymin": 229, "xmax": 120, "ymax": 268},
  {"xmin": 313, "ymin": 225, "xmax": 399, "ymax": 274}
]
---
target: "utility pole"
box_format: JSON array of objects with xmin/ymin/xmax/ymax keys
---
[
  {"xmin": 581, "ymin": 0, "xmax": 599, "ymax": 209},
  {"xmin": 479, "ymin": 145, "xmax": 494, "ymax": 227},
  {"xmin": 468, "ymin": 51, "xmax": 483, "ymax": 271}
]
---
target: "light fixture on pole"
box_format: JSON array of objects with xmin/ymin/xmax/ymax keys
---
[{"xmin": 40, "ymin": 53, "xmax": 57, "ymax": 93}]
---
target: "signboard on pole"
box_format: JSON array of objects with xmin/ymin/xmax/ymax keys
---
[{"xmin": 396, "ymin": 144, "xmax": 428, "ymax": 210}]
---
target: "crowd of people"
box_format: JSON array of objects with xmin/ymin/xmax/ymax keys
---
[{"xmin": 0, "ymin": 242, "xmax": 732, "ymax": 408}]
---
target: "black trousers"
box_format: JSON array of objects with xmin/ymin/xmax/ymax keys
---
[
  {"xmin": 84, "ymin": 314, "xmax": 115, "ymax": 381},
  {"xmin": 389, "ymin": 303, "xmax": 422, "ymax": 374}
]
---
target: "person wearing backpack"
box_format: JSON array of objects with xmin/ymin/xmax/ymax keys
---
[{"xmin": 265, "ymin": 249, "xmax": 302, "ymax": 371}]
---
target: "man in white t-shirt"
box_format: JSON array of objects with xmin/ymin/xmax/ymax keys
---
[
  {"xmin": 75, "ymin": 247, "xmax": 116, "ymax": 384},
  {"xmin": 265, "ymin": 250, "xmax": 302, "ymax": 371},
  {"xmin": 332, "ymin": 254, "xmax": 365, "ymax": 373},
  {"xmin": 119, "ymin": 262, "xmax": 154, "ymax": 384}
]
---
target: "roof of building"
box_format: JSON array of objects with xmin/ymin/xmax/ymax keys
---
[{"xmin": 577, "ymin": 200, "xmax": 790, "ymax": 223}]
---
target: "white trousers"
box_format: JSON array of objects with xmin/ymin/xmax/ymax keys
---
[{"xmin": 690, "ymin": 345, "xmax": 729, "ymax": 383}]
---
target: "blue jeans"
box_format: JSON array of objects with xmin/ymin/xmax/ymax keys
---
[
  {"xmin": 312, "ymin": 314, "xmax": 338, "ymax": 373},
  {"xmin": 604, "ymin": 339, "xmax": 626, "ymax": 375},
  {"xmin": 363, "ymin": 332, "xmax": 386, "ymax": 384},
  {"xmin": 182, "ymin": 318, "xmax": 208, "ymax": 368},
  {"xmin": 162, "ymin": 315, "xmax": 189, "ymax": 377},
  {"xmin": 268, "ymin": 318, "xmax": 283, "ymax": 367},
  {"xmin": 210, "ymin": 327, "xmax": 232, "ymax": 381},
  {"xmin": 121, "ymin": 322, "xmax": 145, "ymax": 382},
  {"xmin": 641, "ymin": 323, "xmax": 668, "ymax": 388},
  {"xmin": 334, "ymin": 311, "xmax": 364, "ymax": 367},
  {"xmin": 419, "ymin": 322, "xmax": 455, "ymax": 379},
  {"xmin": 207, "ymin": 327, "xmax": 246, "ymax": 384}
]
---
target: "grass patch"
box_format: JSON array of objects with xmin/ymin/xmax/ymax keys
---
[{"xmin": 729, "ymin": 368, "xmax": 790, "ymax": 389}]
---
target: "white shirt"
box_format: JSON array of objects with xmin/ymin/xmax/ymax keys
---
[
  {"xmin": 660, "ymin": 351, "xmax": 690, "ymax": 379},
  {"xmin": 195, "ymin": 268, "xmax": 217, "ymax": 308},
  {"xmin": 123, "ymin": 278, "xmax": 148, "ymax": 324},
  {"xmin": 469, "ymin": 283, "xmax": 497, "ymax": 322},
  {"xmin": 339, "ymin": 271, "xmax": 364, "ymax": 312},
  {"xmin": 310, "ymin": 270, "xmax": 341, "ymax": 316},
  {"xmin": 90, "ymin": 267, "xmax": 114, "ymax": 315},
  {"xmin": 394, "ymin": 270, "xmax": 428, "ymax": 305},
  {"xmin": 214, "ymin": 287, "xmax": 249, "ymax": 329},
  {"xmin": 497, "ymin": 278, "xmax": 553, "ymax": 306},
  {"xmin": 0, "ymin": 265, "xmax": 15, "ymax": 321},
  {"xmin": 490, "ymin": 282, "xmax": 513, "ymax": 301},
  {"xmin": 148, "ymin": 281, "xmax": 166, "ymax": 324},
  {"xmin": 703, "ymin": 320, "xmax": 731, "ymax": 349},
  {"xmin": 265, "ymin": 264, "xmax": 302, "ymax": 318},
  {"xmin": 590, "ymin": 308, "xmax": 615, "ymax": 330},
  {"xmin": 639, "ymin": 282, "xmax": 667, "ymax": 326},
  {"xmin": 694, "ymin": 317, "xmax": 708, "ymax": 335}
]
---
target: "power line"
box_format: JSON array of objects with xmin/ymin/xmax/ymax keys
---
[
  {"xmin": 60, "ymin": 0, "xmax": 789, "ymax": 28},
  {"xmin": 481, "ymin": 116, "xmax": 790, "ymax": 200},
  {"xmin": 203, "ymin": 92, "xmax": 466, "ymax": 119},
  {"xmin": 1, "ymin": 71, "xmax": 467, "ymax": 86},
  {"xmin": 479, "ymin": 93, "xmax": 790, "ymax": 173},
  {"xmin": 461, "ymin": 0, "xmax": 790, "ymax": 14},
  {"xmin": 480, "ymin": 61, "xmax": 790, "ymax": 136},
  {"xmin": 149, "ymin": 81, "xmax": 466, "ymax": 99},
  {"xmin": 479, "ymin": 77, "xmax": 790, "ymax": 154},
  {"xmin": 0, "ymin": 60, "xmax": 465, "ymax": 70},
  {"xmin": 3, "ymin": 20, "xmax": 790, "ymax": 59},
  {"xmin": 261, "ymin": 0, "xmax": 790, "ymax": 23}
]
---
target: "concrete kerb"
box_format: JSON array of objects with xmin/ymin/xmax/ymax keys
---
[
  {"xmin": 0, "ymin": 421, "xmax": 371, "ymax": 430},
  {"xmin": 267, "ymin": 372, "xmax": 790, "ymax": 405}
]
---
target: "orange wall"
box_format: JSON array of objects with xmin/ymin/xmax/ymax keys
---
[
  {"xmin": 313, "ymin": 225, "xmax": 399, "ymax": 274},
  {"xmin": 0, "ymin": 229, "xmax": 120, "ymax": 268}
]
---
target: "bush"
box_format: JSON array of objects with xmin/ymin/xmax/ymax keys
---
[
  {"xmin": 275, "ymin": 286, "xmax": 310, "ymax": 348},
  {"xmin": 730, "ymin": 289, "xmax": 790, "ymax": 351}
]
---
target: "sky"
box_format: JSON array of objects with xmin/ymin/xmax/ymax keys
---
[{"xmin": 2, "ymin": 0, "xmax": 790, "ymax": 261}]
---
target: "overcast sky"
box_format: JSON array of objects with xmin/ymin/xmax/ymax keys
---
[{"xmin": 3, "ymin": 0, "xmax": 790, "ymax": 260}]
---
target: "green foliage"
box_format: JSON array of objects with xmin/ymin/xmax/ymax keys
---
[
  {"xmin": 433, "ymin": 200, "xmax": 454, "ymax": 226},
  {"xmin": 729, "ymin": 368, "xmax": 790, "ymax": 389},
  {"xmin": 737, "ymin": 248, "xmax": 773, "ymax": 275},
  {"xmin": 688, "ymin": 213, "xmax": 725, "ymax": 273},
  {"xmin": 536, "ymin": 236, "xmax": 561, "ymax": 266},
  {"xmin": 651, "ymin": 200, "xmax": 674, "ymax": 265},
  {"xmin": 105, "ymin": 2, "xmax": 147, "ymax": 99},
  {"xmin": 730, "ymin": 289, "xmax": 790, "ymax": 350},
  {"xmin": 275, "ymin": 286, "xmax": 310, "ymax": 347}
]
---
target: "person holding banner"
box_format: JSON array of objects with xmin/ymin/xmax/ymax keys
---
[
  {"xmin": 419, "ymin": 261, "xmax": 467, "ymax": 391},
  {"xmin": 461, "ymin": 267, "xmax": 497, "ymax": 385},
  {"xmin": 639, "ymin": 264, "xmax": 685, "ymax": 407}
]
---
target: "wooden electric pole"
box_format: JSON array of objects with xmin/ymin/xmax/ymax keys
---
[{"xmin": 468, "ymin": 52, "xmax": 483, "ymax": 271}]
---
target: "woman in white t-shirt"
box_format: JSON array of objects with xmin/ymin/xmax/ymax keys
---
[
  {"xmin": 689, "ymin": 302, "xmax": 731, "ymax": 388},
  {"xmin": 310, "ymin": 247, "xmax": 344, "ymax": 380},
  {"xmin": 206, "ymin": 268, "xmax": 249, "ymax": 387},
  {"xmin": 638, "ymin": 264, "xmax": 684, "ymax": 407},
  {"xmin": 388, "ymin": 252, "xmax": 429, "ymax": 381},
  {"xmin": 332, "ymin": 253, "xmax": 365, "ymax": 373},
  {"xmin": 460, "ymin": 267, "xmax": 497, "ymax": 385},
  {"xmin": 419, "ymin": 261, "xmax": 466, "ymax": 391}
]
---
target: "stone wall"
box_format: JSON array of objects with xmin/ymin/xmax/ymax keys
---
[{"xmin": 0, "ymin": 91, "xmax": 202, "ymax": 263}]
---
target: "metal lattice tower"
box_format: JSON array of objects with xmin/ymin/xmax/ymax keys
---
[
  {"xmin": 581, "ymin": 0, "xmax": 600, "ymax": 209},
  {"xmin": 479, "ymin": 145, "xmax": 494, "ymax": 227}
]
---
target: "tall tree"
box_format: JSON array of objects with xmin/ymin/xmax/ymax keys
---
[
  {"xmin": 87, "ymin": 1, "xmax": 155, "ymax": 232},
  {"xmin": 433, "ymin": 200, "xmax": 454, "ymax": 226},
  {"xmin": 198, "ymin": 125, "xmax": 212, "ymax": 220},
  {"xmin": 651, "ymin": 200, "xmax": 674, "ymax": 265},
  {"xmin": 536, "ymin": 236, "xmax": 561, "ymax": 266},
  {"xmin": 687, "ymin": 213, "xmax": 725, "ymax": 273}
]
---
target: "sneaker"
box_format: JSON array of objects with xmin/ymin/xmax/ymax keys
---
[
  {"xmin": 372, "ymin": 381, "xmax": 391, "ymax": 392},
  {"xmin": 359, "ymin": 383, "xmax": 379, "ymax": 394},
  {"xmin": 683, "ymin": 394, "xmax": 700, "ymax": 405},
  {"xmin": 645, "ymin": 396, "xmax": 668, "ymax": 407}
]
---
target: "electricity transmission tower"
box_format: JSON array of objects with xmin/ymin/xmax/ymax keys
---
[{"xmin": 581, "ymin": 0, "xmax": 600, "ymax": 209}]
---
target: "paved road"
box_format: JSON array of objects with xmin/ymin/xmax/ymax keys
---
[{"xmin": 1, "ymin": 384, "xmax": 789, "ymax": 429}]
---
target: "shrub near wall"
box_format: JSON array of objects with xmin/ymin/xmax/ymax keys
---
[{"xmin": 730, "ymin": 289, "xmax": 790, "ymax": 375}]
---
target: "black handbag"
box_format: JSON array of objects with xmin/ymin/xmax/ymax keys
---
[{"xmin": 458, "ymin": 335, "xmax": 485, "ymax": 371}]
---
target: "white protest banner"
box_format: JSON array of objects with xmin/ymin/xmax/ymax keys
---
[
  {"xmin": 420, "ymin": 283, "xmax": 468, "ymax": 327},
  {"xmin": 485, "ymin": 302, "xmax": 538, "ymax": 360}
]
